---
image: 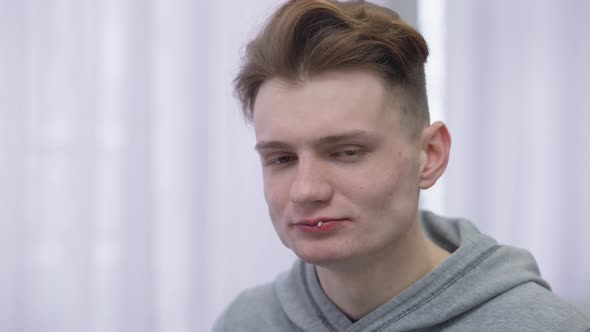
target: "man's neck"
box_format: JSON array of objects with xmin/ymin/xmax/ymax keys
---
[{"xmin": 315, "ymin": 221, "xmax": 450, "ymax": 321}]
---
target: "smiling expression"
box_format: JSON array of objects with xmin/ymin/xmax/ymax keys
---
[{"xmin": 253, "ymin": 69, "xmax": 425, "ymax": 267}]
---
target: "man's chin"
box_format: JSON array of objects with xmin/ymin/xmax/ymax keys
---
[
  {"xmin": 292, "ymin": 246, "xmax": 352, "ymax": 268},
  {"xmin": 283, "ymin": 232, "xmax": 359, "ymax": 266}
]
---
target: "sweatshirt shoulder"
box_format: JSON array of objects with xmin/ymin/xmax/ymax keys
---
[
  {"xmin": 213, "ymin": 282, "xmax": 298, "ymax": 332},
  {"xmin": 452, "ymin": 282, "xmax": 590, "ymax": 331}
]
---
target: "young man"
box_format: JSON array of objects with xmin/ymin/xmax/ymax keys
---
[{"xmin": 215, "ymin": 1, "xmax": 590, "ymax": 331}]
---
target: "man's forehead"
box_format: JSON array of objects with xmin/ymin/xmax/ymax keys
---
[{"xmin": 251, "ymin": 69, "xmax": 409, "ymax": 149}]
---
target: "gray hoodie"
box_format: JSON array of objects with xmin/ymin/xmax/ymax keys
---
[{"xmin": 214, "ymin": 211, "xmax": 590, "ymax": 331}]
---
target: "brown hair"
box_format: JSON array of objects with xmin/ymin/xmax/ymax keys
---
[{"xmin": 235, "ymin": 0, "xmax": 430, "ymax": 136}]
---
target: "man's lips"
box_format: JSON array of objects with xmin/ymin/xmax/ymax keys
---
[
  {"xmin": 293, "ymin": 218, "xmax": 349, "ymax": 233},
  {"xmin": 295, "ymin": 217, "xmax": 348, "ymax": 226}
]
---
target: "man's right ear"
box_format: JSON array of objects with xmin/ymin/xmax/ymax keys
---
[{"xmin": 418, "ymin": 121, "xmax": 451, "ymax": 190}]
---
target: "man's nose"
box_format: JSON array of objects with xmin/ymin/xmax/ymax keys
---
[{"xmin": 289, "ymin": 158, "xmax": 333, "ymax": 204}]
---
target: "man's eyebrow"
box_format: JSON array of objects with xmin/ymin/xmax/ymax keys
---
[
  {"xmin": 254, "ymin": 130, "xmax": 377, "ymax": 151},
  {"xmin": 254, "ymin": 141, "xmax": 292, "ymax": 151},
  {"xmin": 313, "ymin": 130, "xmax": 377, "ymax": 145}
]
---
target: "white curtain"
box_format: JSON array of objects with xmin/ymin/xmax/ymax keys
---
[
  {"xmin": 1, "ymin": 1, "xmax": 588, "ymax": 332},
  {"xmin": 0, "ymin": 1, "xmax": 288, "ymax": 331}
]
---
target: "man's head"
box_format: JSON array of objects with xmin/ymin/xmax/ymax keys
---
[
  {"xmin": 235, "ymin": 0, "xmax": 430, "ymax": 139},
  {"xmin": 236, "ymin": 0, "xmax": 450, "ymax": 267}
]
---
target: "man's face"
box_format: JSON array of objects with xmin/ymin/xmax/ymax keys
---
[{"xmin": 253, "ymin": 69, "xmax": 424, "ymax": 267}]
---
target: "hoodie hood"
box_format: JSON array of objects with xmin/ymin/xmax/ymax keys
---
[{"xmin": 274, "ymin": 210, "xmax": 550, "ymax": 332}]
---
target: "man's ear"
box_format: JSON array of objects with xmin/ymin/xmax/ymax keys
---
[{"xmin": 418, "ymin": 121, "xmax": 451, "ymax": 189}]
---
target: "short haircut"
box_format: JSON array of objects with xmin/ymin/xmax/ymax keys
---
[{"xmin": 234, "ymin": 0, "xmax": 430, "ymax": 137}]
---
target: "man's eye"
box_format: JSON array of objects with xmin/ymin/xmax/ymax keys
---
[
  {"xmin": 268, "ymin": 155, "xmax": 296, "ymax": 165},
  {"xmin": 331, "ymin": 149, "xmax": 364, "ymax": 159}
]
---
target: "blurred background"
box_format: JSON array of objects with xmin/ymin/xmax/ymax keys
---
[{"xmin": 1, "ymin": 0, "xmax": 588, "ymax": 331}]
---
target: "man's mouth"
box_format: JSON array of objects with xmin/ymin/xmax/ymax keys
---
[
  {"xmin": 294, "ymin": 218, "xmax": 349, "ymax": 233},
  {"xmin": 299, "ymin": 217, "xmax": 341, "ymax": 225}
]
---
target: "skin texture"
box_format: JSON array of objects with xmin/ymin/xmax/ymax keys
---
[{"xmin": 253, "ymin": 69, "xmax": 452, "ymax": 320}]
